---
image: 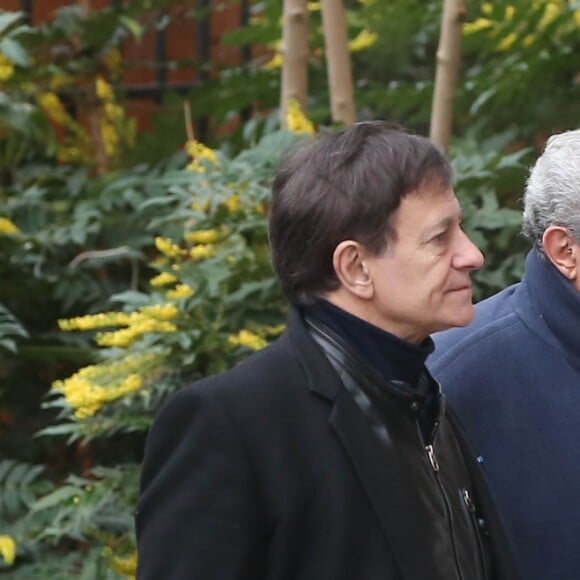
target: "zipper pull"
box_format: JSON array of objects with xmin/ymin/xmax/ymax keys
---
[
  {"xmin": 425, "ymin": 444, "xmax": 439, "ymax": 471},
  {"xmin": 462, "ymin": 488, "xmax": 474, "ymax": 511}
]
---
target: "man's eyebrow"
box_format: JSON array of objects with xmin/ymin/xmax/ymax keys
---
[
  {"xmin": 428, "ymin": 216, "xmax": 454, "ymax": 233},
  {"xmin": 422, "ymin": 214, "xmax": 462, "ymax": 241}
]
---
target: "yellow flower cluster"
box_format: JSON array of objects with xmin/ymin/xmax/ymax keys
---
[
  {"xmin": 463, "ymin": 18, "xmax": 493, "ymax": 34},
  {"xmin": 261, "ymin": 324, "xmax": 286, "ymax": 336},
  {"xmin": 465, "ymin": 1, "xmax": 578, "ymax": 50},
  {"xmin": 349, "ymin": 30, "xmax": 378, "ymax": 53},
  {"xmin": 263, "ymin": 52, "xmax": 282, "ymax": 70},
  {"xmin": 37, "ymin": 90, "xmax": 92, "ymax": 164},
  {"xmin": 497, "ymin": 32, "xmax": 518, "ymax": 51},
  {"xmin": 37, "ymin": 92, "xmax": 70, "ymax": 125},
  {"xmin": 189, "ymin": 244, "xmax": 216, "ymax": 261},
  {"xmin": 0, "ymin": 535, "xmax": 16, "ymax": 566},
  {"xmin": 0, "ymin": 54, "xmax": 14, "ymax": 82},
  {"xmin": 155, "ymin": 237, "xmax": 186, "ymax": 259},
  {"xmin": 53, "ymin": 352, "xmax": 164, "ymax": 419},
  {"xmin": 59, "ymin": 311, "xmax": 133, "ymax": 331},
  {"xmin": 110, "ymin": 551, "xmax": 138, "ymax": 578},
  {"xmin": 185, "ymin": 139, "xmax": 219, "ymax": 173},
  {"xmin": 150, "ymin": 272, "xmax": 178, "ymax": 287},
  {"xmin": 96, "ymin": 318, "xmax": 177, "ymax": 348},
  {"xmin": 96, "ymin": 77, "xmax": 136, "ymax": 158},
  {"xmin": 59, "ymin": 304, "xmax": 178, "ymax": 348},
  {"xmin": 0, "ymin": 217, "xmax": 20, "ymax": 236},
  {"xmin": 57, "ymin": 373, "xmax": 142, "ymax": 419},
  {"xmin": 223, "ymin": 193, "xmax": 241, "ymax": 213},
  {"xmin": 49, "ymin": 73, "xmax": 76, "ymax": 90},
  {"xmin": 184, "ymin": 228, "xmax": 223, "ymax": 244},
  {"xmin": 166, "ymin": 284, "xmax": 195, "ymax": 300},
  {"xmin": 286, "ymin": 99, "xmax": 315, "ymax": 136},
  {"xmin": 103, "ymin": 48, "xmax": 123, "ymax": 78},
  {"xmin": 228, "ymin": 329, "xmax": 268, "ymax": 351},
  {"xmin": 190, "ymin": 199, "xmax": 211, "ymax": 213},
  {"xmin": 57, "ymin": 145, "xmax": 86, "ymax": 164},
  {"xmin": 96, "ymin": 77, "xmax": 114, "ymax": 102}
]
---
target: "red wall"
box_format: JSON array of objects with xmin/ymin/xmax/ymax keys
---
[{"xmin": 2, "ymin": 1, "xmax": 245, "ymax": 130}]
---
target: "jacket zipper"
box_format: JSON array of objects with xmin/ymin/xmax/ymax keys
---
[
  {"xmin": 461, "ymin": 488, "xmax": 488, "ymax": 579},
  {"xmin": 422, "ymin": 423, "xmax": 465, "ymax": 580}
]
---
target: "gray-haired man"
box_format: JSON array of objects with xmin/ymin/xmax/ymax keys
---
[{"xmin": 429, "ymin": 129, "xmax": 580, "ymax": 580}]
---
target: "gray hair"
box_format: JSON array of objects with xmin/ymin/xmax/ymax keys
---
[{"xmin": 522, "ymin": 129, "xmax": 580, "ymax": 251}]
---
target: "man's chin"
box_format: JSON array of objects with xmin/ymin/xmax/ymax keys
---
[
  {"xmin": 452, "ymin": 310, "xmax": 476, "ymax": 328},
  {"xmin": 436, "ymin": 309, "xmax": 475, "ymax": 332}
]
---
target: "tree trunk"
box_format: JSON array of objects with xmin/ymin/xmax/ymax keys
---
[
  {"xmin": 320, "ymin": 0, "xmax": 356, "ymax": 126},
  {"xmin": 429, "ymin": 0, "xmax": 466, "ymax": 152},
  {"xmin": 79, "ymin": 0, "xmax": 108, "ymax": 175},
  {"xmin": 280, "ymin": 0, "xmax": 309, "ymax": 128}
]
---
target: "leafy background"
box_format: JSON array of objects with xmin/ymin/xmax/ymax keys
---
[{"xmin": 0, "ymin": 0, "xmax": 579, "ymax": 576}]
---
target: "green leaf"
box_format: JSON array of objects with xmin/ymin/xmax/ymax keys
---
[
  {"xmin": 0, "ymin": 37, "xmax": 28, "ymax": 66},
  {"xmin": 30, "ymin": 486, "xmax": 79, "ymax": 512},
  {"xmin": 0, "ymin": 11, "xmax": 23, "ymax": 36},
  {"xmin": 119, "ymin": 15, "xmax": 143, "ymax": 39}
]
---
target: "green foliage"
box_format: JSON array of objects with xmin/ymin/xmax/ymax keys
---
[
  {"xmin": 0, "ymin": 303, "xmax": 28, "ymax": 353},
  {"xmin": 1, "ymin": 123, "xmax": 301, "ymax": 574},
  {"xmin": 452, "ymin": 131, "xmax": 531, "ymax": 299},
  {"xmin": 1, "ymin": 0, "xmax": 579, "ymax": 576},
  {"xmin": 458, "ymin": 0, "xmax": 580, "ymax": 139}
]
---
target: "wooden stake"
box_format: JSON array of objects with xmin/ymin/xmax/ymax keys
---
[
  {"xmin": 429, "ymin": 0, "xmax": 466, "ymax": 152},
  {"xmin": 79, "ymin": 0, "xmax": 108, "ymax": 175},
  {"xmin": 280, "ymin": 0, "xmax": 309, "ymax": 128},
  {"xmin": 320, "ymin": 0, "xmax": 356, "ymax": 126}
]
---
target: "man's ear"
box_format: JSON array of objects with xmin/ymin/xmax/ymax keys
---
[
  {"xmin": 332, "ymin": 240, "xmax": 374, "ymax": 299},
  {"xmin": 542, "ymin": 226, "xmax": 578, "ymax": 283}
]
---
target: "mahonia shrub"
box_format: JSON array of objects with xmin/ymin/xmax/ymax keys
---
[{"xmin": 2, "ymin": 128, "xmax": 308, "ymax": 578}]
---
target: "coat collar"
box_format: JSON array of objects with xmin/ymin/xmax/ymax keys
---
[
  {"xmin": 285, "ymin": 306, "xmax": 343, "ymax": 401},
  {"xmin": 518, "ymin": 249, "xmax": 580, "ymax": 371}
]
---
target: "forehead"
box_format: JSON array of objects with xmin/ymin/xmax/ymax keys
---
[{"xmin": 391, "ymin": 185, "xmax": 461, "ymax": 235}]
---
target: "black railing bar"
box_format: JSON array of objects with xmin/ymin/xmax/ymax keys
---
[
  {"xmin": 154, "ymin": 10, "xmax": 168, "ymax": 103},
  {"xmin": 20, "ymin": 0, "xmax": 33, "ymax": 24},
  {"xmin": 196, "ymin": 0, "xmax": 211, "ymax": 141}
]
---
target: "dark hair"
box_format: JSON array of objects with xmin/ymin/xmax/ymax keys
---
[{"xmin": 268, "ymin": 121, "xmax": 452, "ymax": 304}]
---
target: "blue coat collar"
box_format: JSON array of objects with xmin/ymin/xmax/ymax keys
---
[{"xmin": 519, "ymin": 249, "xmax": 580, "ymax": 371}]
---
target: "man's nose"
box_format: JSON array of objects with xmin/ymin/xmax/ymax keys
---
[{"xmin": 454, "ymin": 230, "xmax": 484, "ymax": 271}]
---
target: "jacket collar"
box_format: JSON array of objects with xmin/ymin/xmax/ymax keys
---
[
  {"xmin": 519, "ymin": 249, "xmax": 580, "ymax": 370},
  {"xmin": 284, "ymin": 306, "xmax": 343, "ymax": 401}
]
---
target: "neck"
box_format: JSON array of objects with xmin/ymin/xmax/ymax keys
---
[
  {"xmin": 322, "ymin": 292, "xmax": 428, "ymax": 344},
  {"xmin": 301, "ymin": 299, "xmax": 434, "ymax": 386}
]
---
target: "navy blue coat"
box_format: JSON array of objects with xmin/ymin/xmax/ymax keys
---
[{"xmin": 429, "ymin": 249, "xmax": 580, "ymax": 580}]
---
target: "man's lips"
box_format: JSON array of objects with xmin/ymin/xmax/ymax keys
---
[{"xmin": 447, "ymin": 284, "xmax": 472, "ymax": 293}]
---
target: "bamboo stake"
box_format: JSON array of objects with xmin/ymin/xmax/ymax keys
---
[
  {"xmin": 429, "ymin": 0, "xmax": 466, "ymax": 152},
  {"xmin": 320, "ymin": 0, "xmax": 356, "ymax": 126},
  {"xmin": 280, "ymin": 0, "xmax": 309, "ymax": 128}
]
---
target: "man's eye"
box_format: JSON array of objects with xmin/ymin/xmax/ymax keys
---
[{"xmin": 431, "ymin": 231, "xmax": 447, "ymax": 243}]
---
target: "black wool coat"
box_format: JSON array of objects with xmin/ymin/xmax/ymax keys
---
[{"xmin": 136, "ymin": 308, "xmax": 521, "ymax": 580}]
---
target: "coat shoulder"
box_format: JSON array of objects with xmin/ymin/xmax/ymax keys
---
[{"xmin": 429, "ymin": 282, "xmax": 524, "ymax": 376}]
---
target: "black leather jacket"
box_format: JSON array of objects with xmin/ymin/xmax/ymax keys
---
[{"xmin": 307, "ymin": 318, "xmax": 502, "ymax": 580}]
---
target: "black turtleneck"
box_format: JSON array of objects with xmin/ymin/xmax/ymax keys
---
[
  {"xmin": 301, "ymin": 299, "xmax": 434, "ymax": 390},
  {"xmin": 301, "ymin": 299, "xmax": 439, "ymax": 441}
]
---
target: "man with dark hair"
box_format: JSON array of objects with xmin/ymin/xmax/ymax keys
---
[
  {"xmin": 428, "ymin": 129, "xmax": 580, "ymax": 580},
  {"xmin": 137, "ymin": 122, "xmax": 521, "ymax": 579}
]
